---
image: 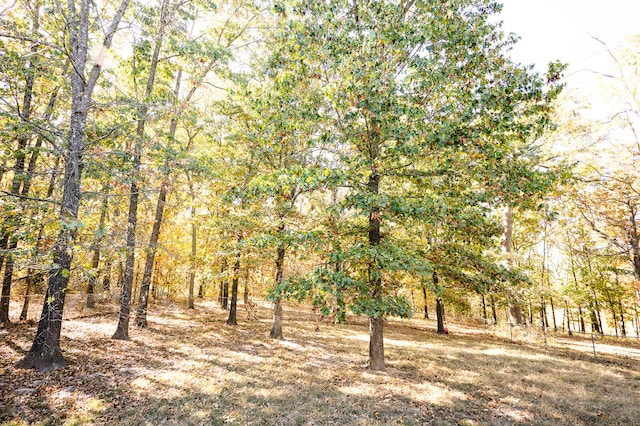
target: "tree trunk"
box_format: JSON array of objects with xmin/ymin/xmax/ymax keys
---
[
  {"xmin": 565, "ymin": 300, "xmax": 572, "ymax": 336},
  {"xmin": 367, "ymin": 169, "xmax": 385, "ymax": 371},
  {"xmin": 269, "ymin": 241, "xmax": 285, "ymax": 339},
  {"xmin": 619, "ymin": 300, "xmax": 627, "ymax": 337},
  {"xmin": 503, "ymin": 206, "xmax": 526, "ymax": 325},
  {"xmin": 19, "ymin": 0, "xmax": 130, "ymax": 370},
  {"xmin": 550, "ymin": 297, "xmax": 557, "ymax": 330},
  {"xmin": 490, "ymin": 295, "xmax": 497, "ymax": 325},
  {"xmin": 86, "ymin": 189, "xmax": 109, "ymax": 309},
  {"xmin": 436, "ymin": 297, "xmax": 446, "ymax": 334},
  {"xmin": 226, "ymin": 246, "xmax": 241, "ymax": 325},
  {"xmin": 540, "ymin": 296, "xmax": 547, "ymax": 328},
  {"xmin": 578, "ymin": 305, "xmax": 585, "ymax": 333},
  {"xmin": 369, "ymin": 316, "xmax": 385, "ymax": 370},
  {"xmin": 188, "ymin": 215, "xmax": 197, "ymax": 309},
  {"xmin": 102, "ymin": 261, "xmax": 112, "ymax": 292},
  {"xmin": 113, "ymin": 1, "xmax": 166, "ymax": 339},
  {"xmin": 422, "ymin": 286, "xmax": 429, "ymax": 320},
  {"xmin": 481, "ymin": 293, "xmax": 487, "ymax": 324},
  {"xmin": 220, "ymin": 257, "xmax": 229, "ymax": 309},
  {"xmin": 135, "ymin": 185, "xmax": 167, "ymax": 327}
]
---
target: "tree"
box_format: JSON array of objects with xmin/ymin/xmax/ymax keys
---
[
  {"xmin": 17, "ymin": 0, "xmax": 130, "ymax": 371},
  {"xmin": 267, "ymin": 0, "xmax": 562, "ymax": 370}
]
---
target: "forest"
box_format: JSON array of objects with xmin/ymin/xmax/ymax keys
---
[{"xmin": 2, "ymin": 0, "xmax": 640, "ymax": 424}]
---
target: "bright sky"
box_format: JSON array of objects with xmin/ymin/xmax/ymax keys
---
[{"xmin": 499, "ymin": 0, "xmax": 640, "ymax": 76}]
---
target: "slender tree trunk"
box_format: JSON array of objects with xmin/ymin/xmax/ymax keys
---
[
  {"xmin": 422, "ymin": 286, "xmax": 429, "ymax": 320},
  {"xmin": 114, "ymin": 1, "xmax": 166, "ymax": 339},
  {"xmin": 367, "ymin": 167, "xmax": 385, "ymax": 371},
  {"xmin": 436, "ymin": 297, "xmax": 446, "ymax": 334},
  {"xmin": 188, "ymin": 215, "xmax": 197, "ymax": 309},
  {"xmin": 243, "ymin": 270, "xmax": 249, "ymax": 306},
  {"xmin": 188, "ymin": 176, "xmax": 197, "ymax": 310},
  {"xmin": 220, "ymin": 257, "xmax": 229, "ymax": 309},
  {"xmin": 503, "ymin": 206, "xmax": 525, "ymax": 325},
  {"xmin": 134, "ymin": 185, "xmax": 167, "ymax": 327},
  {"xmin": 102, "ymin": 261, "xmax": 112, "ymax": 292},
  {"xmin": 86, "ymin": 189, "xmax": 109, "ymax": 308},
  {"xmin": 18, "ymin": 0, "xmax": 130, "ymax": 370},
  {"xmin": 619, "ymin": 300, "xmax": 626, "ymax": 337},
  {"xmin": 578, "ymin": 305, "xmax": 585, "ymax": 333},
  {"xmin": 334, "ymin": 258, "xmax": 346, "ymax": 324},
  {"xmin": 270, "ymin": 240, "xmax": 285, "ymax": 339},
  {"xmin": 481, "ymin": 294, "xmax": 487, "ymax": 324},
  {"xmin": 490, "ymin": 295, "xmax": 497, "ymax": 325},
  {"xmin": 226, "ymin": 244, "xmax": 241, "ymax": 325},
  {"xmin": 565, "ymin": 300, "xmax": 572, "ymax": 336},
  {"xmin": 550, "ymin": 297, "xmax": 557, "ymax": 330}
]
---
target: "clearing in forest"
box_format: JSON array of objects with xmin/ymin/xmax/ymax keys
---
[{"xmin": 1, "ymin": 301, "xmax": 640, "ymax": 425}]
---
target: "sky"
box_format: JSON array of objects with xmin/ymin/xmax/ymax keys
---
[
  {"xmin": 499, "ymin": 0, "xmax": 640, "ymax": 122},
  {"xmin": 499, "ymin": 0, "xmax": 640, "ymax": 77}
]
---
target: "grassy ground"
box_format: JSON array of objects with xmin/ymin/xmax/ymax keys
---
[{"xmin": 1, "ymin": 300, "xmax": 640, "ymax": 425}]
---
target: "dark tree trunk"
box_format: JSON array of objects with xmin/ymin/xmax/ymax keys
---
[
  {"xmin": 0, "ymin": 241, "xmax": 18, "ymax": 322},
  {"xmin": 135, "ymin": 185, "xmax": 167, "ymax": 327},
  {"xmin": 220, "ymin": 257, "xmax": 229, "ymax": 309},
  {"xmin": 18, "ymin": 0, "xmax": 129, "ymax": 370},
  {"xmin": 270, "ymin": 241, "xmax": 285, "ymax": 339},
  {"xmin": 369, "ymin": 316, "xmax": 385, "ymax": 370},
  {"xmin": 589, "ymin": 303, "xmax": 600, "ymax": 334},
  {"xmin": 550, "ymin": 297, "xmax": 557, "ymax": 330},
  {"xmin": 433, "ymin": 271, "xmax": 446, "ymax": 334},
  {"xmin": 619, "ymin": 300, "xmax": 627, "ymax": 337},
  {"xmin": 490, "ymin": 295, "xmax": 497, "ymax": 325},
  {"xmin": 436, "ymin": 297, "xmax": 446, "ymax": 334},
  {"xmin": 113, "ymin": 0, "xmax": 166, "ymax": 340},
  {"xmin": 102, "ymin": 261, "xmax": 112, "ymax": 292},
  {"xmin": 565, "ymin": 300, "xmax": 572, "ymax": 336},
  {"xmin": 578, "ymin": 305, "xmax": 585, "ymax": 333},
  {"xmin": 422, "ymin": 286, "xmax": 429, "ymax": 320},
  {"xmin": 503, "ymin": 207, "xmax": 526, "ymax": 326},
  {"xmin": 334, "ymin": 259, "xmax": 346, "ymax": 324},
  {"xmin": 226, "ymin": 248, "xmax": 241, "ymax": 325},
  {"xmin": 367, "ymin": 169, "xmax": 385, "ymax": 371},
  {"xmin": 86, "ymin": 189, "xmax": 109, "ymax": 309},
  {"xmin": 481, "ymin": 294, "xmax": 487, "ymax": 324},
  {"xmin": 198, "ymin": 281, "xmax": 205, "ymax": 299},
  {"xmin": 188, "ymin": 200, "xmax": 196, "ymax": 310}
]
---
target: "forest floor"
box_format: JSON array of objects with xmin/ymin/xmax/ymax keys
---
[{"xmin": 2, "ymin": 299, "xmax": 640, "ymax": 425}]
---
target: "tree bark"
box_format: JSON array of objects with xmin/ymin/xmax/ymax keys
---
[
  {"xmin": 135, "ymin": 185, "xmax": 166, "ymax": 327},
  {"xmin": 226, "ymin": 244, "xmax": 241, "ymax": 325},
  {"xmin": 114, "ymin": 0, "xmax": 166, "ymax": 339},
  {"xmin": 188, "ymin": 214, "xmax": 197, "ymax": 309},
  {"xmin": 270, "ymin": 240, "xmax": 285, "ymax": 339},
  {"xmin": 503, "ymin": 206, "xmax": 526, "ymax": 325},
  {"xmin": 436, "ymin": 297, "xmax": 446, "ymax": 334},
  {"xmin": 422, "ymin": 286, "xmax": 429, "ymax": 320},
  {"xmin": 86, "ymin": 189, "xmax": 109, "ymax": 308},
  {"xmin": 18, "ymin": 0, "xmax": 130, "ymax": 370},
  {"xmin": 367, "ymin": 166, "xmax": 385, "ymax": 371},
  {"xmin": 220, "ymin": 257, "xmax": 229, "ymax": 309}
]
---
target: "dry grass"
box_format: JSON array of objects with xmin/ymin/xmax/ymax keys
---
[{"xmin": 1, "ymin": 300, "xmax": 640, "ymax": 425}]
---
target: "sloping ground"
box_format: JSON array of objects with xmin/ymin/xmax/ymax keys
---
[{"xmin": 1, "ymin": 300, "xmax": 639, "ymax": 425}]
